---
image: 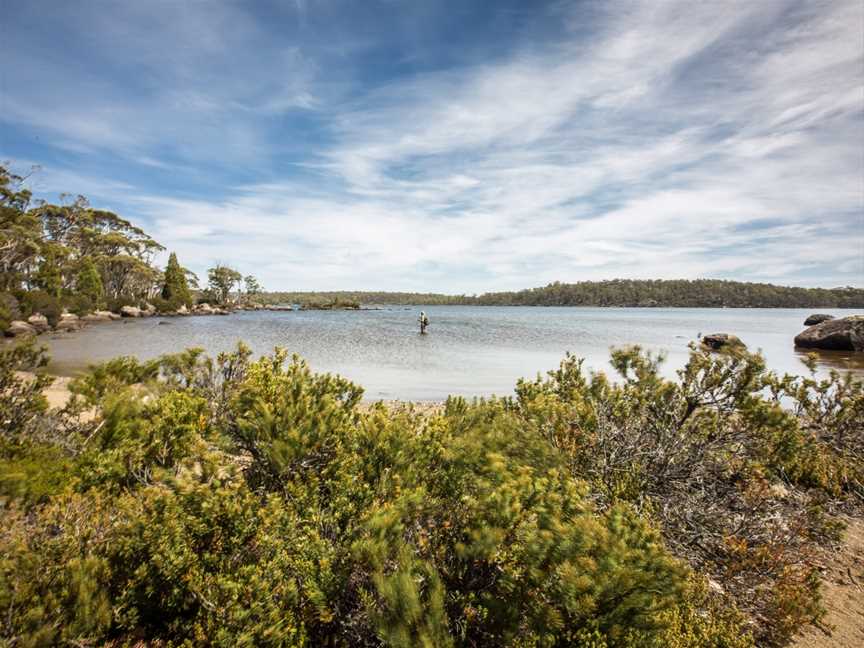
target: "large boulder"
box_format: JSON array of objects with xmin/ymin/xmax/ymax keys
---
[
  {"xmin": 120, "ymin": 305, "xmax": 142, "ymax": 318},
  {"xmin": 177, "ymin": 304, "xmax": 189, "ymax": 316},
  {"xmin": 27, "ymin": 313, "xmax": 50, "ymax": 333},
  {"xmin": 55, "ymin": 313, "xmax": 81, "ymax": 331},
  {"xmin": 195, "ymin": 303, "xmax": 214, "ymax": 315},
  {"xmin": 5, "ymin": 320, "xmax": 37, "ymax": 337},
  {"xmin": 701, "ymin": 333, "xmax": 746, "ymax": 351},
  {"xmin": 803, "ymin": 313, "xmax": 834, "ymax": 326},
  {"xmin": 794, "ymin": 315, "xmax": 864, "ymax": 351},
  {"xmin": 97, "ymin": 310, "xmax": 122, "ymax": 321}
]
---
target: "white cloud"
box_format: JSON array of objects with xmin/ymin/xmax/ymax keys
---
[{"xmin": 2, "ymin": 0, "xmax": 862, "ymax": 291}]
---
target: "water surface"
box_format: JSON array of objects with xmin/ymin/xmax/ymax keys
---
[{"xmin": 44, "ymin": 307, "xmax": 863, "ymax": 400}]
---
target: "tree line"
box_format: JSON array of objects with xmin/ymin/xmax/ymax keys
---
[
  {"xmin": 1, "ymin": 165, "xmax": 261, "ymax": 330},
  {"xmin": 264, "ymin": 279, "xmax": 863, "ymax": 309}
]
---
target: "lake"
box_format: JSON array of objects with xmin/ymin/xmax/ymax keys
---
[{"xmin": 44, "ymin": 307, "xmax": 863, "ymax": 401}]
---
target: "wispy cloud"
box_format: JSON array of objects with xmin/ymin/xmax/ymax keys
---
[{"xmin": 1, "ymin": 0, "xmax": 861, "ymax": 290}]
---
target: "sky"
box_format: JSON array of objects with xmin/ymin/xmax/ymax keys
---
[{"xmin": 1, "ymin": 0, "xmax": 862, "ymax": 292}]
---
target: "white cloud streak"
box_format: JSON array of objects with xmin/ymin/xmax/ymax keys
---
[{"xmin": 2, "ymin": 0, "xmax": 862, "ymax": 291}]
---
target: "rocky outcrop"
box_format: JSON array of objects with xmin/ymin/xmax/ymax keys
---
[
  {"xmin": 701, "ymin": 333, "xmax": 746, "ymax": 351},
  {"xmin": 55, "ymin": 313, "xmax": 81, "ymax": 331},
  {"xmin": 803, "ymin": 314, "xmax": 834, "ymax": 326},
  {"xmin": 82, "ymin": 311, "xmax": 114, "ymax": 323},
  {"xmin": 193, "ymin": 303, "xmax": 230, "ymax": 316},
  {"xmin": 194, "ymin": 303, "xmax": 214, "ymax": 315},
  {"xmin": 120, "ymin": 305, "xmax": 142, "ymax": 318},
  {"xmin": 794, "ymin": 315, "xmax": 864, "ymax": 351},
  {"xmin": 27, "ymin": 313, "xmax": 50, "ymax": 333},
  {"xmin": 98, "ymin": 310, "xmax": 122, "ymax": 320},
  {"xmin": 5, "ymin": 320, "xmax": 37, "ymax": 337}
]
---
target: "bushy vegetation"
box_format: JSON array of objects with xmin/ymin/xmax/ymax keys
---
[
  {"xmin": 1, "ymin": 338, "xmax": 860, "ymax": 647},
  {"xmin": 0, "ymin": 165, "xmax": 263, "ymax": 324},
  {"xmin": 262, "ymin": 280, "xmax": 863, "ymax": 309},
  {"xmin": 474, "ymin": 279, "xmax": 864, "ymax": 308}
]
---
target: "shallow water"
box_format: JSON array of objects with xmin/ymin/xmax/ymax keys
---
[{"xmin": 44, "ymin": 307, "xmax": 863, "ymax": 400}]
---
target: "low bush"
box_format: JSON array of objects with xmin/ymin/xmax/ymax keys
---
[
  {"xmin": 105, "ymin": 295, "xmax": 139, "ymax": 313},
  {"xmin": 62, "ymin": 293, "xmax": 94, "ymax": 316},
  {"xmin": 1, "ymin": 341, "xmax": 860, "ymax": 647},
  {"xmin": 0, "ymin": 291, "xmax": 20, "ymax": 330},
  {"xmin": 17, "ymin": 290, "xmax": 63, "ymax": 327}
]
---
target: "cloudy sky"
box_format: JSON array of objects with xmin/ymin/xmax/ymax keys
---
[{"xmin": 1, "ymin": 0, "xmax": 862, "ymax": 292}]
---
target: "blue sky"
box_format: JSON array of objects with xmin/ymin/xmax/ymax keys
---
[{"xmin": 1, "ymin": 0, "xmax": 862, "ymax": 292}]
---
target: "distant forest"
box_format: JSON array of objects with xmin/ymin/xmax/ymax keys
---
[{"xmin": 263, "ymin": 279, "xmax": 864, "ymax": 309}]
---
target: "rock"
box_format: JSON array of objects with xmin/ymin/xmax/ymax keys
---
[
  {"xmin": 794, "ymin": 315, "xmax": 864, "ymax": 352},
  {"xmin": 55, "ymin": 313, "xmax": 81, "ymax": 331},
  {"xmin": 177, "ymin": 304, "xmax": 189, "ymax": 315},
  {"xmin": 95, "ymin": 310, "xmax": 121, "ymax": 321},
  {"xmin": 803, "ymin": 313, "xmax": 835, "ymax": 326},
  {"xmin": 82, "ymin": 311, "xmax": 113, "ymax": 323},
  {"xmin": 195, "ymin": 303, "xmax": 214, "ymax": 315},
  {"xmin": 701, "ymin": 333, "xmax": 746, "ymax": 351},
  {"xmin": 120, "ymin": 305, "xmax": 141, "ymax": 318},
  {"xmin": 27, "ymin": 313, "xmax": 50, "ymax": 333},
  {"xmin": 157, "ymin": 320, "xmax": 172, "ymax": 325},
  {"xmin": 5, "ymin": 320, "xmax": 37, "ymax": 337}
]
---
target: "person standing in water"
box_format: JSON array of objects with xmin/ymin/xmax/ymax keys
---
[{"xmin": 419, "ymin": 311, "xmax": 429, "ymax": 334}]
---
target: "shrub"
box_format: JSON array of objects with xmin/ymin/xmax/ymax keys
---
[
  {"xmin": 63, "ymin": 293, "xmax": 94, "ymax": 316},
  {"xmin": 0, "ymin": 291, "xmax": 20, "ymax": 330},
  {"xmin": 17, "ymin": 290, "xmax": 63, "ymax": 327},
  {"xmin": 1, "ymin": 343, "xmax": 860, "ymax": 647},
  {"xmin": 105, "ymin": 295, "xmax": 139, "ymax": 313}
]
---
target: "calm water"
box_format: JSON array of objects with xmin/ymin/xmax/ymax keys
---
[{"xmin": 44, "ymin": 307, "xmax": 863, "ymax": 401}]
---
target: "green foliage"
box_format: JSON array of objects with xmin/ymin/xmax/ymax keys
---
[
  {"xmin": 263, "ymin": 279, "xmax": 864, "ymax": 308},
  {"xmin": 208, "ymin": 264, "xmax": 242, "ymax": 304},
  {"xmin": 509, "ymin": 344, "xmax": 863, "ymax": 645},
  {"xmin": 161, "ymin": 251, "xmax": 192, "ymax": 308},
  {"xmin": 0, "ymin": 291, "xmax": 20, "ymax": 330},
  {"xmin": 1, "ymin": 340, "xmax": 860, "ymax": 647},
  {"xmin": 17, "ymin": 290, "xmax": 62, "ymax": 327},
  {"xmin": 244, "ymin": 274, "xmax": 262, "ymax": 299},
  {"xmin": 75, "ymin": 257, "xmax": 104, "ymax": 308}
]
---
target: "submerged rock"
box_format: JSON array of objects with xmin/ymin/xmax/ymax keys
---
[
  {"xmin": 803, "ymin": 313, "xmax": 834, "ymax": 326},
  {"xmin": 701, "ymin": 333, "xmax": 746, "ymax": 351},
  {"xmin": 794, "ymin": 315, "xmax": 864, "ymax": 351},
  {"xmin": 5, "ymin": 320, "xmax": 37, "ymax": 337}
]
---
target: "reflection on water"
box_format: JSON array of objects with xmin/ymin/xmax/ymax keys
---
[
  {"xmin": 43, "ymin": 307, "xmax": 863, "ymax": 401},
  {"xmin": 793, "ymin": 349, "xmax": 864, "ymax": 373}
]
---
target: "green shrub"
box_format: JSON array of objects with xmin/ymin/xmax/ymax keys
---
[
  {"xmin": 0, "ymin": 291, "xmax": 20, "ymax": 330},
  {"xmin": 17, "ymin": 290, "xmax": 63, "ymax": 327},
  {"xmin": 1, "ymin": 342, "xmax": 860, "ymax": 647},
  {"xmin": 62, "ymin": 293, "xmax": 94, "ymax": 316},
  {"xmin": 105, "ymin": 295, "xmax": 139, "ymax": 313}
]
